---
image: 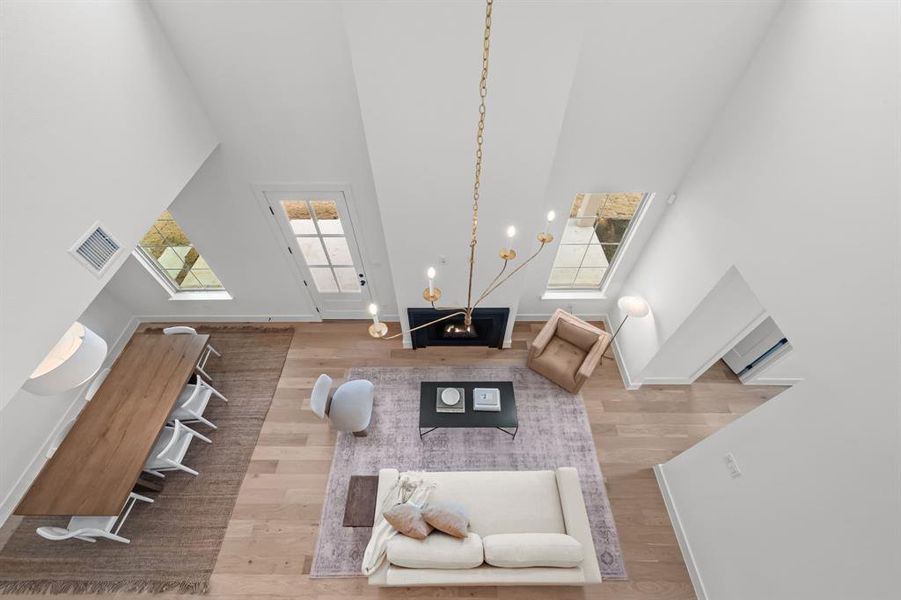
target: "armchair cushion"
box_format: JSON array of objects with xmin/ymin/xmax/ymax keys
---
[
  {"xmin": 528, "ymin": 338, "xmax": 586, "ymax": 390},
  {"xmin": 555, "ymin": 319, "xmax": 600, "ymax": 352}
]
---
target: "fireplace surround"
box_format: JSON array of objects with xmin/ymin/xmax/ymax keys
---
[{"xmin": 407, "ymin": 308, "xmax": 509, "ymax": 349}]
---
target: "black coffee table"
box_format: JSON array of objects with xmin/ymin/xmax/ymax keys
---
[{"xmin": 419, "ymin": 381, "xmax": 518, "ymax": 440}]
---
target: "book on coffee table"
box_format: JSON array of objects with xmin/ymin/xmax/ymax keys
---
[{"xmin": 473, "ymin": 387, "xmax": 501, "ymax": 412}]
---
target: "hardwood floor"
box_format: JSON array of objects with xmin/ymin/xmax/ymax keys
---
[{"xmin": 1, "ymin": 320, "xmax": 785, "ymax": 599}]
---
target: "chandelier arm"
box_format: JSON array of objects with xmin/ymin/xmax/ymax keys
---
[
  {"xmin": 473, "ymin": 257, "xmax": 509, "ymax": 307},
  {"xmin": 380, "ymin": 311, "xmax": 469, "ymax": 341},
  {"xmin": 472, "ymin": 242, "xmax": 549, "ymax": 308}
]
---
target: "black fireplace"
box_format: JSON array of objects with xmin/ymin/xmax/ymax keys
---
[{"xmin": 407, "ymin": 307, "xmax": 509, "ymax": 349}]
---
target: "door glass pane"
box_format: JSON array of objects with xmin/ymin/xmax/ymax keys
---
[
  {"xmin": 323, "ymin": 237, "xmax": 353, "ymax": 265},
  {"xmin": 282, "ymin": 201, "xmax": 316, "ymax": 235},
  {"xmin": 298, "ymin": 237, "xmax": 328, "ymax": 265},
  {"xmin": 312, "ymin": 200, "xmax": 343, "ymax": 235},
  {"xmin": 310, "ymin": 267, "xmax": 338, "ymax": 292},
  {"xmin": 334, "ymin": 267, "xmax": 360, "ymax": 292}
]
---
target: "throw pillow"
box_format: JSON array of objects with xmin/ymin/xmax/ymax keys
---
[
  {"xmin": 422, "ymin": 503, "xmax": 469, "ymax": 538},
  {"xmin": 555, "ymin": 318, "xmax": 599, "ymax": 352},
  {"xmin": 383, "ymin": 503, "xmax": 433, "ymax": 539}
]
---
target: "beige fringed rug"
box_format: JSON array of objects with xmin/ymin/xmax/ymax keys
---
[
  {"xmin": 310, "ymin": 366, "xmax": 627, "ymax": 580},
  {"xmin": 0, "ymin": 327, "xmax": 293, "ymax": 594}
]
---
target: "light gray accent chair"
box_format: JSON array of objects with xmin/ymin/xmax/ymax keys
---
[{"xmin": 311, "ymin": 374, "xmax": 374, "ymax": 436}]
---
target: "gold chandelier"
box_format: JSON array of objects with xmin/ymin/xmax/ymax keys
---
[{"xmin": 367, "ymin": 0, "xmax": 555, "ymax": 340}]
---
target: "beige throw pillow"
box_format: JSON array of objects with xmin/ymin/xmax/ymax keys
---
[
  {"xmin": 555, "ymin": 318, "xmax": 599, "ymax": 352},
  {"xmin": 383, "ymin": 504, "xmax": 433, "ymax": 539},
  {"xmin": 422, "ymin": 503, "xmax": 469, "ymax": 538}
]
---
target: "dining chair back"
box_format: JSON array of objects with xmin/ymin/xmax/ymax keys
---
[
  {"xmin": 163, "ymin": 326, "xmax": 221, "ymax": 381},
  {"xmin": 35, "ymin": 492, "xmax": 153, "ymax": 544},
  {"xmin": 169, "ymin": 375, "xmax": 219, "ymax": 429},
  {"xmin": 84, "ymin": 367, "xmax": 111, "ymax": 402},
  {"xmin": 143, "ymin": 420, "xmax": 211, "ymax": 478}
]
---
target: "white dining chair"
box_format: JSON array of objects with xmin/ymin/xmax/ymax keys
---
[
  {"xmin": 46, "ymin": 419, "xmax": 77, "ymax": 459},
  {"xmin": 35, "ymin": 492, "xmax": 153, "ymax": 544},
  {"xmin": 169, "ymin": 375, "xmax": 223, "ymax": 430},
  {"xmin": 163, "ymin": 326, "xmax": 221, "ymax": 380},
  {"xmin": 84, "ymin": 367, "xmax": 110, "ymax": 402},
  {"xmin": 143, "ymin": 420, "xmax": 211, "ymax": 478}
]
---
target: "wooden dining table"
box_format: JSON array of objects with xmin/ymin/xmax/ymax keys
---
[{"xmin": 15, "ymin": 331, "xmax": 209, "ymax": 517}]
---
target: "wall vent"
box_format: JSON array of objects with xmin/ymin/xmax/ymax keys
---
[{"xmin": 69, "ymin": 222, "xmax": 121, "ymax": 277}]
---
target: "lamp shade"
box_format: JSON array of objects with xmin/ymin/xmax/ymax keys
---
[
  {"xmin": 23, "ymin": 322, "xmax": 108, "ymax": 396},
  {"xmin": 617, "ymin": 296, "xmax": 650, "ymax": 319}
]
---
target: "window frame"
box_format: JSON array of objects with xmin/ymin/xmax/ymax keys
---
[
  {"xmin": 134, "ymin": 213, "xmax": 231, "ymax": 300},
  {"xmin": 544, "ymin": 192, "xmax": 654, "ymax": 297}
]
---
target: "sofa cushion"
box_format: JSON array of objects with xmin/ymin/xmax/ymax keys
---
[
  {"xmin": 383, "ymin": 504, "xmax": 432, "ymax": 539},
  {"xmin": 414, "ymin": 470, "xmax": 566, "ymax": 537},
  {"xmin": 387, "ymin": 532, "xmax": 483, "ymax": 569},
  {"xmin": 422, "ymin": 502, "xmax": 469, "ymax": 538},
  {"xmin": 529, "ymin": 337, "xmax": 586, "ymax": 389},
  {"xmin": 483, "ymin": 533, "xmax": 583, "ymax": 568},
  {"xmin": 555, "ymin": 318, "xmax": 599, "ymax": 352}
]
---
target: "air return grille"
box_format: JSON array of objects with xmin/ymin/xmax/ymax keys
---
[{"xmin": 69, "ymin": 223, "xmax": 121, "ymax": 276}]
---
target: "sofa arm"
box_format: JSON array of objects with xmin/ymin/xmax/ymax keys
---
[
  {"xmin": 556, "ymin": 467, "xmax": 602, "ymax": 584},
  {"xmin": 375, "ymin": 469, "xmax": 400, "ymax": 524},
  {"xmin": 529, "ymin": 310, "xmax": 563, "ymax": 359},
  {"xmin": 367, "ymin": 469, "xmax": 400, "ymax": 586},
  {"xmin": 577, "ymin": 330, "xmax": 611, "ymax": 382}
]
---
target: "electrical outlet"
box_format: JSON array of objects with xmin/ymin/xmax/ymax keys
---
[{"xmin": 723, "ymin": 452, "xmax": 742, "ymax": 478}]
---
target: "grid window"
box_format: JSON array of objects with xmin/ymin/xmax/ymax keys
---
[
  {"xmin": 137, "ymin": 211, "xmax": 224, "ymax": 291},
  {"xmin": 546, "ymin": 192, "xmax": 646, "ymax": 290}
]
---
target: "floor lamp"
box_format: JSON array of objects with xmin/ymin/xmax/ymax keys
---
[{"xmin": 602, "ymin": 296, "xmax": 650, "ymax": 359}]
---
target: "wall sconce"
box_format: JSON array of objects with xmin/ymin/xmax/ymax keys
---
[{"xmin": 23, "ymin": 322, "xmax": 108, "ymax": 396}]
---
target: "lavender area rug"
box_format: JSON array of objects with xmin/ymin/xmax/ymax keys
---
[{"xmin": 310, "ymin": 366, "xmax": 627, "ymax": 580}]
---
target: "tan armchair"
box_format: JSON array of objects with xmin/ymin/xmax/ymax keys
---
[{"xmin": 527, "ymin": 309, "xmax": 612, "ymax": 393}]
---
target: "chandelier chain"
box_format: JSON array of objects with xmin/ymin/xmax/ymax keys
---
[
  {"xmin": 471, "ymin": 0, "xmax": 492, "ymax": 249},
  {"xmin": 465, "ymin": 0, "xmax": 493, "ymax": 316}
]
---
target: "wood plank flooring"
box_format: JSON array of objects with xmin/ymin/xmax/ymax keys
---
[{"xmin": 1, "ymin": 320, "xmax": 785, "ymax": 599}]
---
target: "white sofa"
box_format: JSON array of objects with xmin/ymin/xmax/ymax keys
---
[{"xmin": 367, "ymin": 467, "xmax": 602, "ymax": 587}]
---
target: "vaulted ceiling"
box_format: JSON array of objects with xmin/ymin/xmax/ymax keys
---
[{"xmin": 150, "ymin": 0, "xmax": 782, "ymax": 320}]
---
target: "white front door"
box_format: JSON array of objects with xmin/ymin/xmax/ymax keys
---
[{"xmin": 261, "ymin": 188, "xmax": 372, "ymax": 318}]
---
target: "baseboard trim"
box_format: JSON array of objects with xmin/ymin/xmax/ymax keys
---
[
  {"xmin": 654, "ymin": 464, "xmax": 708, "ymax": 600},
  {"xmin": 641, "ymin": 377, "xmax": 694, "ymax": 385},
  {"xmin": 0, "ymin": 317, "xmax": 141, "ymax": 526},
  {"xmin": 743, "ymin": 376, "xmax": 803, "ymax": 386},
  {"xmin": 135, "ymin": 313, "xmax": 321, "ymax": 323},
  {"xmin": 600, "ymin": 316, "xmax": 640, "ymax": 390},
  {"xmin": 516, "ymin": 313, "xmax": 607, "ymax": 321}
]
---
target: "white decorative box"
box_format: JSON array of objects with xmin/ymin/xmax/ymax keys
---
[{"xmin": 473, "ymin": 387, "xmax": 501, "ymax": 412}]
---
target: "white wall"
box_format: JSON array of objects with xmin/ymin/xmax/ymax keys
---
[
  {"xmin": 516, "ymin": 0, "xmax": 783, "ymax": 320},
  {"xmin": 622, "ymin": 2, "xmax": 900, "ymax": 598},
  {"xmin": 0, "ymin": 287, "xmax": 138, "ymax": 524},
  {"xmin": 0, "ymin": 0, "xmax": 218, "ymax": 409},
  {"xmin": 343, "ymin": 0, "xmax": 586, "ymax": 344},
  {"xmin": 639, "ymin": 266, "xmax": 766, "ymax": 385},
  {"xmin": 107, "ymin": 1, "xmax": 397, "ymax": 322}
]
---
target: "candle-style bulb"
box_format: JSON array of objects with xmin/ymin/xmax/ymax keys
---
[
  {"xmin": 546, "ymin": 210, "xmax": 556, "ymax": 223},
  {"xmin": 506, "ymin": 225, "xmax": 516, "ymax": 238},
  {"xmin": 368, "ymin": 303, "xmax": 378, "ymax": 315},
  {"xmin": 427, "ymin": 267, "xmax": 436, "ymax": 279}
]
